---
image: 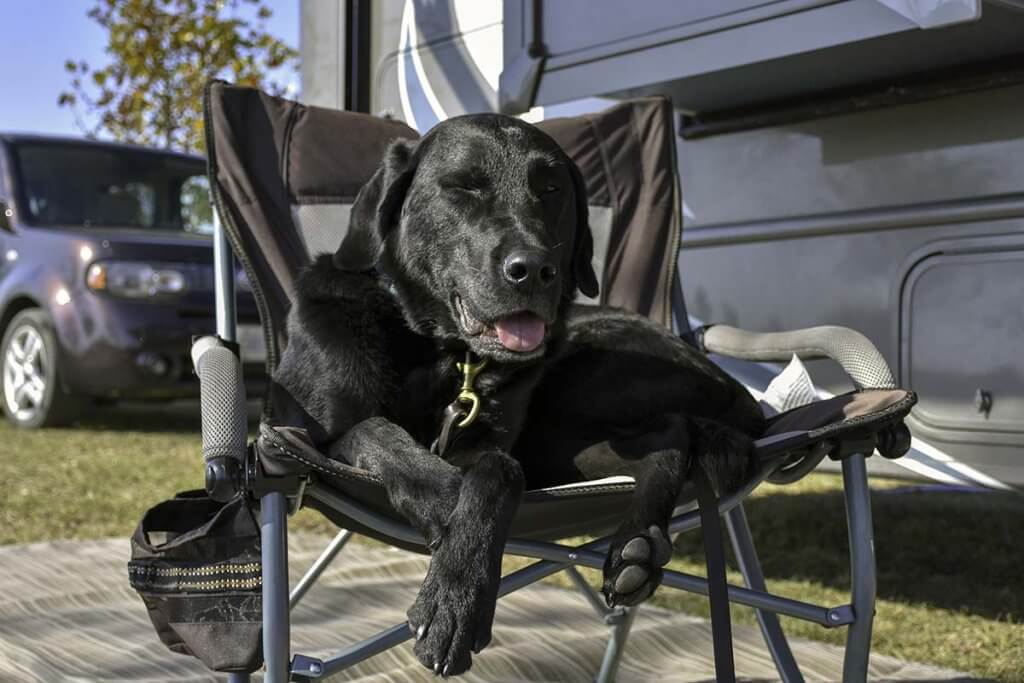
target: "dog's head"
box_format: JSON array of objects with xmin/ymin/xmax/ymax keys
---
[{"xmin": 335, "ymin": 114, "xmax": 598, "ymax": 362}]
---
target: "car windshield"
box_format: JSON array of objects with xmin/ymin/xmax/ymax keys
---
[{"xmin": 11, "ymin": 142, "xmax": 213, "ymax": 234}]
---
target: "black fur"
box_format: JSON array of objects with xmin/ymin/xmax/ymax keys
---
[{"xmin": 271, "ymin": 114, "xmax": 765, "ymax": 676}]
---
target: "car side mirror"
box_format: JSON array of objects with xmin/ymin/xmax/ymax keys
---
[{"xmin": 0, "ymin": 200, "xmax": 12, "ymax": 231}]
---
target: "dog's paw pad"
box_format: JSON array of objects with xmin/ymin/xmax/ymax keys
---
[
  {"xmin": 614, "ymin": 565, "xmax": 650, "ymax": 595},
  {"xmin": 603, "ymin": 525, "xmax": 672, "ymax": 607},
  {"xmin": 620, "ymin": 537, "xmax": 649, "ymax": 562}
]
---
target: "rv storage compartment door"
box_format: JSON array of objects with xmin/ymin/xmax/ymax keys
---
[{"xmin": 902, "ymin": 249, "xmax": 1024, "ymax": 438}]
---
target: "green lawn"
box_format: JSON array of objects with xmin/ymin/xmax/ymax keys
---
[{"xmin": 1, "ymin": 405, "xmax": 1021, "ymax": 681}]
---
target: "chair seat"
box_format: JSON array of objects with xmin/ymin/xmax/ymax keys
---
[{"xmin": 256, "ymin": 386, "xmax": 916, "ymax": 553}]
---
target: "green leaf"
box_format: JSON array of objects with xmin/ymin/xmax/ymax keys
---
[{"xmin": 62, "ymin": 0, "xmax": 297, "ymax": 151}]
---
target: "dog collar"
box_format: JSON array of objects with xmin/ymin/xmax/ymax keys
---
[{"xmin": 431, "ymin": 351, "xmax": 488, "ymax": 457}]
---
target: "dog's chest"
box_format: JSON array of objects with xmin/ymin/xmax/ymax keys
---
[
  {"xmin": 389, "ymin": 357, "xmax": 461, "ymax": 445},
  {"xmin": 388, "ymin": 354, "xmax": 541, "ymax": 454}
]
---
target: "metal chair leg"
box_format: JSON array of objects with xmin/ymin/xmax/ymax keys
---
[
  {"xmin": 841, "ymin": 454, "xmax": 876, "ymax": 683},
  {"xmin": 226, "ymin": 674, "xmax": 250, "ymax": 682},
  {"xmin": 726, "ymin": 504, "xmax": 804, "ymax": 683},
  {"xmin": 594, "ymin": 606, "xmax": 638, "ymax": 683},
  {"xmin": 565, "ymin": 565, "xmax": 614, "ymax": 619},
  {"xmin": 261, "ymin": 492, "xmax": 291, "ymax": 683},
  {"xmin": 290, "ymin": 528, "xmax": 353, "ymax": 609}
]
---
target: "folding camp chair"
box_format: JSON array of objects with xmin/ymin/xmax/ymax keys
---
[{"xmin": 189, "ymin": 81, "xmax": 916, "ymax": 683}]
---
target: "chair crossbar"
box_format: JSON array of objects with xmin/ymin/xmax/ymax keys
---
[
  {"xmin": 726, "ymin": 505, "xmax": 804, "ymax": 682},
  {"xmin": 500, "ymin": 540, "xmax": 848, "ymax": 627},
  {"xmin": 565, "ymin": 565, "xmax": 616, "ymax": 620},
  {"xmin": 289, "ymin": 529, "xmax": 353, "ymax": 610}
]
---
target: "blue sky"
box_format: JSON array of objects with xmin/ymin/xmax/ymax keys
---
[{"xmin": 0, "ymin": 0, "xmax": 299, "ymax": 136}]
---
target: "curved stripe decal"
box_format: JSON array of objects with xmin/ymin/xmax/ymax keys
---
[{"xmin": 398, "ymin": 1, "xmax": 445, "ymax": 131}]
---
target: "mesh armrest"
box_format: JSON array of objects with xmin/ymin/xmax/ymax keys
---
[
  {"xmin": 701, "ymin": 324, "xmax": 896, "ymax": 390},
  {"xmin": 192, "ymin": 336, "xmax": 248, "ymax": 501}
]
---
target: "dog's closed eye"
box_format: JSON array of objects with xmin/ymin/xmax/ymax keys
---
[{"xmin": 440, "ymin": 171, "xmax": 490, "ymax": 197}]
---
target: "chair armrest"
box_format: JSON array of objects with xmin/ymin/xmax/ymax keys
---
[
  {"xmin": 192, "ymin": 336, "xmax": 248, "ymax": 501},
  {"xmin": 699, "ymin": 324, "xmax": 896, "ymax": 391}
]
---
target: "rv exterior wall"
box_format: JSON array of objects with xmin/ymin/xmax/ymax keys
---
[{"xmin": 298, "ymin": 0, "xmax": 1024, "ymax": 486}]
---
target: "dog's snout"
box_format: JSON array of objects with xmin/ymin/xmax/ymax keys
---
[{"xmin": 503, "ymin": 251, "xmax": 558, "ymax": 289}]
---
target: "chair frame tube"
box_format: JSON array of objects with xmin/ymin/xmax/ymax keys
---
[
  {"xmin": 289, "ymin": 529, "xmax": 353, "ymax": 609},
  {"xmin": 594, "ymin": 606, "xmax": 637, "ymax": 683},
  {"xmin": 261, "ymin": 492, "xmax": 291, "ymax": 683},
  {"xmin": 842, "ymin": 454, "xmax": 876, "ymax": 682},
  {"xmin": 213, "ymin": 211, "xmax": 237, "ymax": 343},
  {"xmin": 726, "ymin": 504, "xmax": 804, "ymax": 683}
]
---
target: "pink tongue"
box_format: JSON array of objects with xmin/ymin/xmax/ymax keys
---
[{"xmin": 494, "ymin": 313, "xmax": 546, "ymax": 352}]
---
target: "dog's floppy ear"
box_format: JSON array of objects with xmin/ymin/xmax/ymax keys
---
[
  {"xmin": 567, "ymin": 160, "xmax": 600, "ymax": 299},
  {"xmin": 334, "ymin": 138, "xmax": 417, "ymax": 272}
]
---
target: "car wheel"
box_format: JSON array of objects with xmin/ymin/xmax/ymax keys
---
[{"xmin": 1, "ymin": 309, "xmax": 79, "ymax": 428}]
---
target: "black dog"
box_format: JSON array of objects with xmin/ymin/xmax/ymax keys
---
[{"xmin": 271, "ymin": 113, "xmax": 765, "ymax": 676}]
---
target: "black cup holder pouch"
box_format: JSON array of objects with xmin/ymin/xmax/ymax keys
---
[{"xmin": 128, "ymin": 490, "xmax": 263, "ymax": 673}]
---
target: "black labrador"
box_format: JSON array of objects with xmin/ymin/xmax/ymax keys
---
[{"xmin": 271, "ymin": 113, "xmax": 765, "ymax": 676}]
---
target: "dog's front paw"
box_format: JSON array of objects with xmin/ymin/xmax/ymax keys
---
[
  {"xmin": 407, "ymin": 537, "xmax": 498, "ymax": 676},
  {"xmin": 602, "ymin": 524, "xmax": 672, "ymax": 607}
]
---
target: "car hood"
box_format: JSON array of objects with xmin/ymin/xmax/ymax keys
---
[
  {"xmin": 34, "ymin": 225, "xmax": 215, "ymax": 265},
  {"xmin": 44, "ymin": 225, "xmax": 213, "ymax": 248}
]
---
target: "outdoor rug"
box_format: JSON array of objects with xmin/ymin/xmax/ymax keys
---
[{"xmin": 0, "ymin": 534, "xmax": 986, "ymax": 682}]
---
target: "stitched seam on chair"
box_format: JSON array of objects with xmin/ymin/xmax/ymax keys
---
[
  {"xmin": 281, "ymin": 102, "xmax": 300, "ymax": 198},
  {"xmin": 525, "ymin": 484, "xmax": 635, "ymax": 499},
  {"xmin": 661, "ymin": 98, "xmax": 682, "ymax": 329},
  {"xmin": 585, "ymin": 115, "xmax": 618, "ymax": 303},
  {"xmin": 261, "ymin": 429, "xmax": 381, "ymax": 484}
]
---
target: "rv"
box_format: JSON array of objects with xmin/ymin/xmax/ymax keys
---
[{"xmin": 299, "ymin": 0, "xmax": 1024, "ymax": 489}]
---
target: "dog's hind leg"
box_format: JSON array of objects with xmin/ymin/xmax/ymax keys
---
[
  {"xmin": 601, "ymin": 444, "xmax": 688, "ymax": 608},
  {"xmin": 331, "ymin": 416, "xmax": 462, "ymax": 547},
  {"xmin": 600, "ymin": 416, "xmax": 757, "ymax": 607}
]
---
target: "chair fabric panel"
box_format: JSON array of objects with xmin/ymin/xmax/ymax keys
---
[
  {"xmin": 538, "ymin": 97, "xmax": 681, "ymax": 328},
  {"xmin": 287, "ymin": 102, "xmax": 419, "ymax": 203},
  {"xmin": 205, "ymin": 81, "xmax": 306, "ymax": 364},
  {"xmin": 205, "ymin": 81, "xmax": 418, "ymax": 370},
  {"xmin": 575, "ymin": 205, "xmax": 612, "ymax": 305},
  {"xmin": 290, "ymin": 204, "xmax": 354, "ymax": 259}
]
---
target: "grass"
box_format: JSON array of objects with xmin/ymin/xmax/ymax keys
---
[{"xmin": 1, "ymin": 404, "xmax": 1021, "ymax": 681}]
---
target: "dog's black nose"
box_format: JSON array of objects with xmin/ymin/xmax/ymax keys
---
[{"xmin": 503, "ymin": 251, "xmax": 558, "ymax": 288}]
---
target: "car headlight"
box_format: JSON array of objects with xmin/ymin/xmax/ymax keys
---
[{"xmin": 86, "ymin": 261, "xmax": 189, "ymax": 298}]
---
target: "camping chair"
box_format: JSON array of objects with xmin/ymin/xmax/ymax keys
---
[{"xmin": 188, "ymin": 81, "xmax": 916, "ymax": 683}]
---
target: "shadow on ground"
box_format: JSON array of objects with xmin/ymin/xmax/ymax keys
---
[{"xmin": 672, "ymin": 483, "xmax": 1024, "ymax": 623}]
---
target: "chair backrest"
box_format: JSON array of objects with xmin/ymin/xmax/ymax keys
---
[{"xmin": 205, "ymin": 82, "xmax": 682, "ymax": 381}]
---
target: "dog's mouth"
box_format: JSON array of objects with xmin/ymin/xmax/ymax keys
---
[{"xmin": 453, "ymin": 294, "xmax": 547, "ymax": 354}]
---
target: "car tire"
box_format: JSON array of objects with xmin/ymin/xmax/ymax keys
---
[{"xmin": 1, "ymin": 309, "xmax": 80, "ymax": 428}]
